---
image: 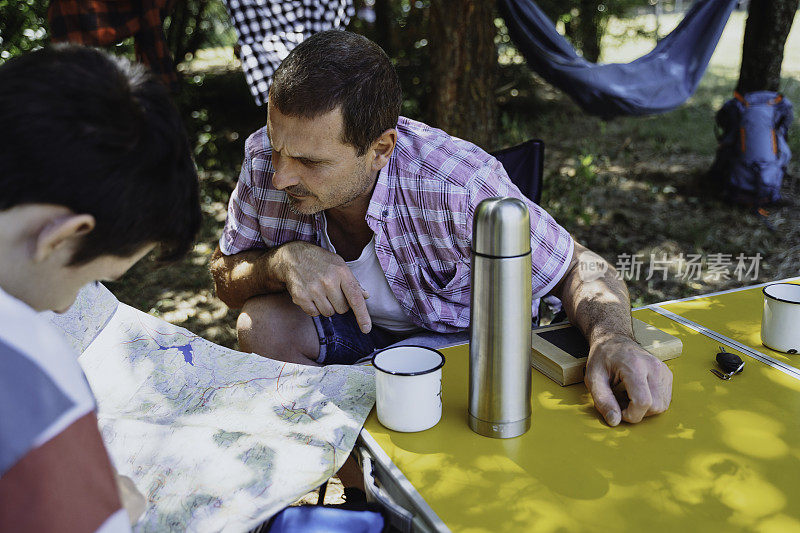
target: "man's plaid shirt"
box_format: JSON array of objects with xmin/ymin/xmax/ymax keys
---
[{"xmin": 220, "ymin": 116, "xmax": 574, "ymax": 333}]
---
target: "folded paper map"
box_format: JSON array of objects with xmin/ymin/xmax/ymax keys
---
[{"xmin": 46, "ymin": 283, "xmax": 376, "ymax": 532}]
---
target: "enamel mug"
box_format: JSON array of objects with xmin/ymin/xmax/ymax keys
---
[
  {"xmin": 373, "ymin": 346, "xmax": 445, "ymax": 432},
  {"xmin": 761, "ymin": 283, "xmax": 800, "ymax": 354}
]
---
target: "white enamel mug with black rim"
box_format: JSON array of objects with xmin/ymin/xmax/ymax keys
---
[
  {"xmin": 761, "ymin": 283, "xmax": 800, "ymax": 354},
  {"xmin": 373, "ymin": 345, "xmax": 445, "ymax": 432}
]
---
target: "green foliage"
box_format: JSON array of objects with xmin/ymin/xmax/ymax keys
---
[
  {"xmin": 542, "ymin": 149, "xmax": 605, "ymax": 229},
  {"xmin": 176, "ymin": 68, "xmax": 263, "ymax": 178},
  {"xmin": 164, "ymin": 0, "xmax": 237, "ymax": 64},
  {"xmin": 538, "ymin": 0, "xmax": 639, "ymax": 25},
  {"xmin": 351, "ymin": 0, "xmax": 433, "ymax": 120},
  {"xmin": 0, "ymin": 0, "xmax": 49, "ymax": 61},
  {"xmin": 534, "ymin": 0, "xmax": 653, "ymax": 61}
]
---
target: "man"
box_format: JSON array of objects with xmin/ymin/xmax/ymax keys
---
[
  {"xmin": 0, "ymin": 45, "xmax": 200, "ymax": 530},
  {"xmin": 211, "ymin": 31, "xmax": 672, "ymax": 427}
]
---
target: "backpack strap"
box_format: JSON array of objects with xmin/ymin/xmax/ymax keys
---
[
  {"xmin": 771, "ymin": 129, "xmax": 778, "ymax": 156},
  {"xmin": 768, "ymin": 94, "xmax": 783, "ymax": 105},
  {"xmin": 740, "ymin": 126, "xmax": 747, "ymax": 154},
  {"xmin": 767, "ymin": 93, "xmax": 785, "ymax": 157},
  {"xmin": 733, "ymin": 92, "xmax": 748, "ymax": 152}
]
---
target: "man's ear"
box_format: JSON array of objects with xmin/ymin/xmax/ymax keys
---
[
  {"xmin": 33, "ymin": 214, "xmax": 96, "ymax": 263},
  {"xmin": 369, "ymin": 128, "xmax": 397, "ymax": 173}
]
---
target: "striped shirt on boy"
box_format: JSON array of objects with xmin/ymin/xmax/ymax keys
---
[{"xmin": 0, "ymin": 287, "xmax": 129, "ymax": 533}]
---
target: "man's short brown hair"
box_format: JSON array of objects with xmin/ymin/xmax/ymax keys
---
[{"xmin": 269, "ymin": 31, "xmax": 402, "ymax": 156}]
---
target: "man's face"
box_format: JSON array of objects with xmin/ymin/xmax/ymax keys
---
[{"xmin": 265, "ymin": 103, "xmax": 375, "ymax": 215}]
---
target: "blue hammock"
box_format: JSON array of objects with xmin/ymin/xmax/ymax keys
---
[{"xmin": 498, "ymin": 0, "xmax": 738, "ymax": 118}]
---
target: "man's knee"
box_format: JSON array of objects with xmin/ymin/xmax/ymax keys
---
[
  {"xmin": 237, "ymin": 294, "xmax": 284, "ymax": 351},
  {"xmin": 236, "ymin": 294, "xmax": 318, "ymax": 360}
]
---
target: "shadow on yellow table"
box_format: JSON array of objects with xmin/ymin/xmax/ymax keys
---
[
  {"xmin": 363, "ymin": 309, "xmax": 800, "ymax": 533},
  {"xmin": 660, "ymin": 279, "xmax": 800, "ymax": 371}
]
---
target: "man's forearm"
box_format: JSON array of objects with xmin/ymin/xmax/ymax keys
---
[
  {"xmin": 556, "ymin": 246, "xmax": 635, "ymax": 346},
  {"xmin": 551, "ymin": 243, "xmax": 672, "ymax": 426},
  {"xmin": 210, "ymin": 245, "xmax": 287, "ymax": 309}
]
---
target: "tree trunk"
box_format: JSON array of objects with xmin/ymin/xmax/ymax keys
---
[
  {"xmin": 736, "ymin": 0, "xmax": 799, "ymax": 93},
  {"xmin": 373, "ymin": 0, "xmax": 397, "ymax": 58},
  {"xmin": 429, "ymin": 0, "xmax": 497, "ymax": 149},
  {"xmin": 576, "ymin": 0, "xmax": 602, "ymax": 63}
]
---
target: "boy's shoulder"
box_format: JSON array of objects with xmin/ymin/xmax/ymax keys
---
[
  {"xmin": 0, "ymin": 287, "xmax": 98, "ymax": 475},
  {"xmin": 0, "ymin": 287, "xmax": 95, "ymax": 410}
]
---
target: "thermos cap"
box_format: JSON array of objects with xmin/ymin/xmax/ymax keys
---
[{"xmin": 472, "ymin": 197, "xmax": 531, "ymax": 257}]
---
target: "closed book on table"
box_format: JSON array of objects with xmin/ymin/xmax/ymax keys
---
[{"xmin": 531, "ymin": 318, "xmax": 683, "ymax": 386}]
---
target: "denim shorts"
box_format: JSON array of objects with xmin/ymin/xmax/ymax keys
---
[{"xmin": 312, "ymin": 311, "xmax": 411, "ymax": 365}]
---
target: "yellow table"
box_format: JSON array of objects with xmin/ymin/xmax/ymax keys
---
[
  {"xmin": 652, "ymin": 277, "xmax": 800, "ymax": 374},
  {"xmin": 359, "ymin": 288, "xmax": 800, "ymax": 533}
]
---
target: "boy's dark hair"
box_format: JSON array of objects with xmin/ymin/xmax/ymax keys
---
[
  {"xmin": 0, "ymin": 45, "xmax": 201, "ymax": 265},
  {"xmin": 269, "ymin": 31, "xmax": 402, "ymax": 157}
]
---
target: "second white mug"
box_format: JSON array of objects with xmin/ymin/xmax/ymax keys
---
[{"xmin": 761, "ymin": 283, "xmax": 800, "ymax": 354}]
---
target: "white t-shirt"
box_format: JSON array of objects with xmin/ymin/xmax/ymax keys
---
[{"xmin": 320, "ymin": 214, "xmax": 420, "ymax": 333}]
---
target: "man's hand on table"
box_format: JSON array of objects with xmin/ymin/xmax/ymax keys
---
[
  {"xmin": 584, "ymin": 334, "xmax": 673, "ymax": 427},
  {"xmin": 275, "ymin": 241, "xmax": 372, "ymax": 333}
]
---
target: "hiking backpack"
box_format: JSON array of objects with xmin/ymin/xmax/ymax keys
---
[{"xmin": 710, "ymin": 91, "xmax": 794, "ymax": 205}]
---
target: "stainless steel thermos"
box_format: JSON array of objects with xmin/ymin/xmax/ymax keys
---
[{"xmin": 468, "ymin": 197, "xmax": 532, "ymax": 438}]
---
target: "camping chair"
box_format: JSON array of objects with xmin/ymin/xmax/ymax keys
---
[{"xmin": 491, "ymin": 138, "xmax": 545, "ymax": 205}]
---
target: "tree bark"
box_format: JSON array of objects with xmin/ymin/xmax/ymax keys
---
[
  {"xmin": 576, "ymin": 0, "xmax": 602, "ymax": 63},
  {"xmin": 429, "ymin": 0, "xmax": 497, "ymax": 149},
  {"xmin": 736, "ymin": 0, "xmax": 799, "ymax": 93},
  {"xmin": 372, "ymin": 0, "xmax": 397, "ymax": 58}
]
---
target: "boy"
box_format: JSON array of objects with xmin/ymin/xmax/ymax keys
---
[{"xmin": 0, "ymin": 45, "xmax": 201, "ymax": 531}]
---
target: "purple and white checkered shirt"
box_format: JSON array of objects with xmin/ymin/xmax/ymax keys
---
[{"xmin": 220, "ymin": 116, "xmax": 574, "ymax": 333}]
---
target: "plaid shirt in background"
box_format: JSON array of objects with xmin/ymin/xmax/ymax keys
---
[
  {"xmin": 220, "ymin": 116, "xmax": 575, "ymax": 333},
  {"xmin": 222, "ymin": 0, "xmax": 353, "ymax": 106},
  {"xmin": 48, "ymin": 0, "xmax": 178, "ymax": 93}
]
